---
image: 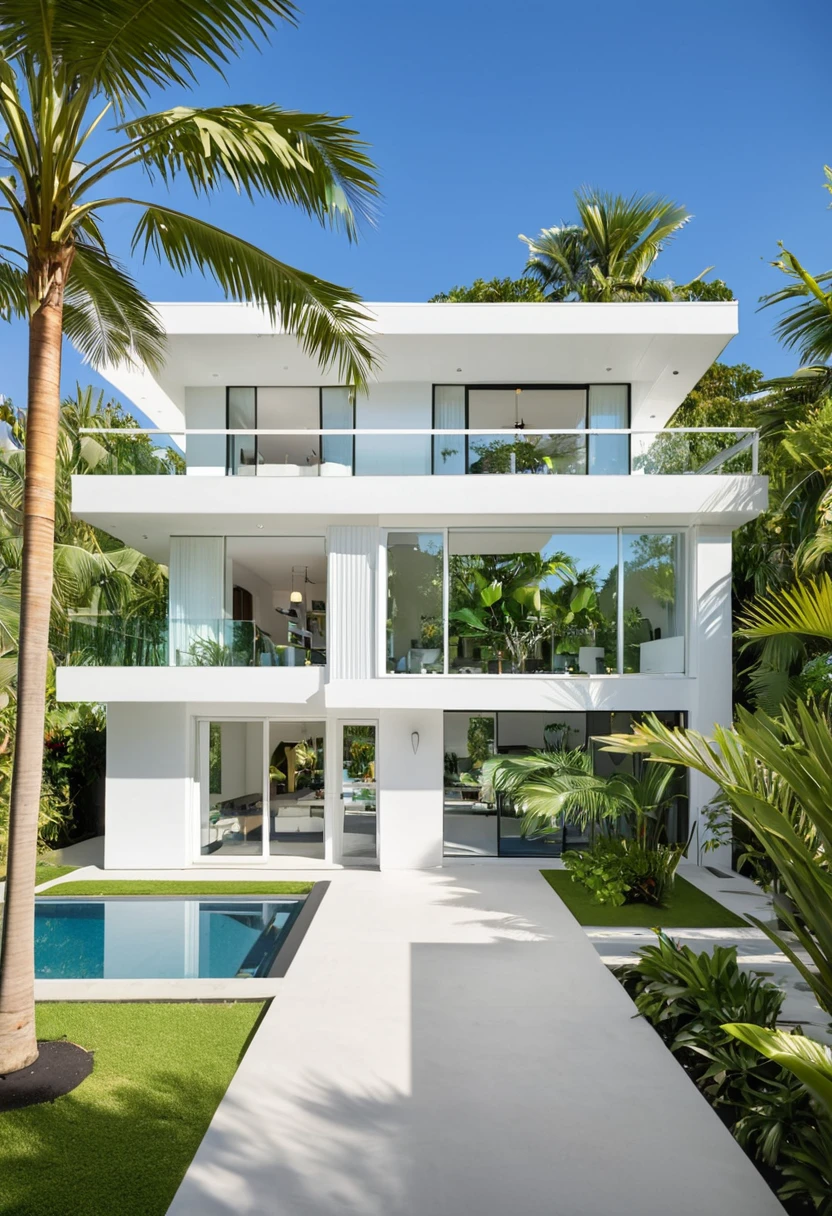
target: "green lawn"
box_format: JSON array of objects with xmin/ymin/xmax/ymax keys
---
[
  {"xmin": 0, "ymin": 1002, "xmax": 264, "ymax": 1216},
  {"xmin": 0, "ymin": 863, "xmax": 77, "ymax": 886},
  {"xmin": 46, "ymin": 879, "xmax": 314, "ymax": 896},
  {"xmin": 541, "ymin": 870, "xmax": 748, "ymax": 928}
]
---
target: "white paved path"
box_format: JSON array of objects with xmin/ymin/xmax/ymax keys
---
[{"xmin": 168, "ymin": 866, "xmax": 784, "ymax": 1216}]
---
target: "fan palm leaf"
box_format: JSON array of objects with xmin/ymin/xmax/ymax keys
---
[{"xmin": 736, "ymin": 576, "xmax": 832, "ymax": 643}]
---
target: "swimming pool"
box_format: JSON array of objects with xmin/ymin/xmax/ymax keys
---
[{"xmin": 33, "ymin": 897, "xmax": 303, "ymax": 980}]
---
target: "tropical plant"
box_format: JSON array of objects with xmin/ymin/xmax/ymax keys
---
[
  {"xmin": 429, "ymin": 276, "xmax": 545, "ymax": 302},
  {"xmin": 620, "ymin": 935, "xmax": 831, "ymax": 1210},
  {"xmin": 483, "ymin": 747, "xmax": 682, "ymax": 848},
  {"xmin": 563, "ymin": 838, "xmax": 686, "ymax": 906},
  {"xmin": 466, "ymin": 716, "xmax": 494, "ymax": 770},
  {"xmin": 0, "ymin": 0, "xmax": 379, "ymax": 1075},
  {"xmin": 520, "ymin": 189, "xmax": 691, "ymax": 302},
  {"xmin": 599, "ymin": 706, "xmax": 832, "ymax": 1014},
  {"xmin": 724, "ymin": 1026, "xmax": 832, "ymax": 1211}
]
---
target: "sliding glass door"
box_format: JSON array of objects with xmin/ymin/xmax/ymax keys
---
[{"xmin": 198, "ymin": 719, "xmax": 266, "ymax": 858}]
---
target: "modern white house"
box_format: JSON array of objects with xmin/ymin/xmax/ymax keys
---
[{"xmin": 55, "ymin": 300, "xmax": 766, "ymax": 871}]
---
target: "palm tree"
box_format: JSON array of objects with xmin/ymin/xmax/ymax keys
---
[
  {"xmin": 520, "ymin": 188, "xmax": 691, "ymax": 301},
  {"xmin": 482, "ymin": 747, "xmax": 681, "ymax": 847},
  {"xmin": 0, "ymin": 1, "xmax": 379, "ymax": 1074}
]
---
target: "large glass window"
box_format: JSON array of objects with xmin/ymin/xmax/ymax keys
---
[
  {"xmin": 447, "ymin": 530, "xmax": 617, "ymax": 674},
  {"xmin": 386, "ymin": 533, "xmax": 444, "ymax": 673},
  {"xmin": 622, "ymin": 532, "xmax": 686, "ymax": 673},
  {"xmin": 467, "ymin": 388, "xmax": 587, "ymax": 475},
  {"xmin": 257, "ymin": 387, "xmax": 320, "ymax": 472},
  {"xmin": 443, "ymin": 710, "xmax": 688, "ymax": 856}
]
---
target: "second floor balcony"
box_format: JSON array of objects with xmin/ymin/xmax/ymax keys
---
[
  {"xmin": 79, "ymin": 424, "xmax": 759, "ymax": 479},
  {"xmin": 61, "ymin": 617, "xmax": 326, "ymax": 668}
]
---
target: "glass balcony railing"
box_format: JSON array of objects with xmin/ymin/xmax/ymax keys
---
[
  {"xmin": 76, "ymin": 427, "xmax": 760, "ymax": 477},
  {"xmin": 60, "ymin": 617, "xmax": 326, "ymax": 668}
]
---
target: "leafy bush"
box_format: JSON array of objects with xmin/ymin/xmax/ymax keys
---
[
  {"xmin": 563, "ymin": 838, "xmax": 684, "ymax": 906},
  {"xmin": 619, "ymin": 933, "xmax": 831, "ymax": 1212}
]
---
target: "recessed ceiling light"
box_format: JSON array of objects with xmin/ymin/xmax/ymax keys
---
[
  {"xmin": 456, "ymin": 367, "xmax": 462, "ymax": 372},
  {"xmin": 211, "ymin": 372, "xmax": 219, "ymax": 378},
  {"xmin": 605, "ymin": 366, "xmax": 612, "ymax": 372},
  {"xmin": 283, "ymin": 365, "xmax": 289, "ymax": 370},
  {"xmin": 672, "ymin": 370, "xmax": 679, "ymax": 376},
  {"xmin": 141, "ymin": 534, "xmax": 148, "ymax": 540},
  {"xmin": 256, "ymin": 524, "xmax": 264, "ymax": 530}
]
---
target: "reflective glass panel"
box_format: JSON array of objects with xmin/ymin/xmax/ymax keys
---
[
  {"xmin": 387, "ymin": 532, "xmax": 444, "ymax": 673},
  {"xmin": 622, "ymin": 532, "xmax": 686, "ymax": 673},
  {"xmin": 447, "ymin": 530, "xmax": 617, "ymax": 674},
  {"xmin": 201, "ymin": 720, "xmax": 264, "ymax": 857}
]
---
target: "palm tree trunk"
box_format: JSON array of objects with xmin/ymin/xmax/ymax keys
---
[{"xmin": 0, "ymin": 271, "xmax": 64, "ymax": 1074}]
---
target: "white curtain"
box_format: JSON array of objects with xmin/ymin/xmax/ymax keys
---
[
  {"xmin": 434, "ymin": 386, "xmax": 465, "ymax": 474},
  {"xmin": 168, "ymin": 537, "xmax": 226, "ymax": 664}
]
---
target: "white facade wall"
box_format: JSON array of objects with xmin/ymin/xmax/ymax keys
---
[{"xmin": 105, "ymin": 702, "xmax": 192, "ymax": 869}]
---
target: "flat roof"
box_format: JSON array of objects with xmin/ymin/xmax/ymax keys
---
[{"xmin": 99, "ymin": 300, "xmax": 738, "ymax": 432}]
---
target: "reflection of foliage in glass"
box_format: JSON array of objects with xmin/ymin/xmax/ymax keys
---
[
  {"xmin": 468, "ymin": 434, "xmax": 584, "ymax": 475},
  {"xmin": 449, "ymin": 548, "xmax": 616, "ymax": 671},
  {"xmin": 467, "ymin": 717, "xmax": 494, "ymax": 769},
  {"xmin": 625, "ymin": 534, "xmax": 677, "ymax": 608},
  {"xmin": 209, "ymin": 723, "xmax": 222, "ymax": 795},
  {"xmin": 344, "ymin": 725, "xmax": 375, "ymax": 780}
]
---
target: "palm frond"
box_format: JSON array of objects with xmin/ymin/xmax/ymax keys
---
[
  {"xmin": 0, "ymin": 0, "xmax": 298, "ymax": 110},
  {"xmin": 63, "ymin": 244, "xmax": 166, "ymax": 370},
  {"xmin": 760, "ymin": 245, "xmax": 832, "ymax": 364},
  {"xmin": 131, "ymin": 203, "xmax": 375, "ymax": 385},
  {"xmin": 117, "ymin": 105, "xmax": 378, "ymax": 236},
  {"xmin": 737, "ymin": 576, "xmax": 832, "ymax": 643},
  {"xmin": 0, "ymin": 257, "xmax": 26, "ymax": 320}
]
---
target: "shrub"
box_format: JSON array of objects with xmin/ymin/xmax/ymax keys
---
[
  {"xmin": 563, "ymin": 838, "xmax": 684, "ymax": 906},
  {"xmin": 618, "ymin": 933, "xmax": 831, "ymax": 1211}
]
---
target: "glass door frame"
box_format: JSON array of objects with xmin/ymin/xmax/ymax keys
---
[
  {"xmin": 194, "ymin": 715, "xmax": 329, "ymax": 864},
  {"xmin": 334, "ymin": 718, "xmax": 379, "ymax": 865},
  {"xmin": 194, "ymin": 716, "xmax": 270, "ymax": 863}
]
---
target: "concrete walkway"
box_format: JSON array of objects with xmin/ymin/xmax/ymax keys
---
[{"xmin": 168, "ymin": 865, "xmax": 784, "ymax": 1216}]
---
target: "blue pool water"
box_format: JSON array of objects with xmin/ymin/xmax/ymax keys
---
[{"xmin": 34, "ymin": 897, "xmax": 302, "ymax": 979}]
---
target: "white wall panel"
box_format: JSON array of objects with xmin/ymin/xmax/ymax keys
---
[
  {"xmin": 328, "ymin": 526, "xmax": 377, "ymax": 680},
  {"xmin": 378, "ymin": 708, "xmax": 443, "ymax": 869},
  {"xmin": 104, "ymin": 702, "xmax": 192, "ymax": 869}
]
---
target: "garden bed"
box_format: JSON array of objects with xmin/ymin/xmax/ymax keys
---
[
  {"xmin": 541, "ymin": 870, "xmax": 747, "ymax": 927},
  {"xmin": 0, "ymin": 1001, "xmax": 264, "ymax": 1216}
]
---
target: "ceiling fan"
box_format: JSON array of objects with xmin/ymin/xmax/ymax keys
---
[{"xmin": 499, "ymin": 388, "xmax": 525, "ymax": 430}]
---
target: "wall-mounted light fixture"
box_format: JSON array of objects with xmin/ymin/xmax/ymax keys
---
[{"xmin": 411, "ymin": 731, "xmax": 420, "ymax": 755}]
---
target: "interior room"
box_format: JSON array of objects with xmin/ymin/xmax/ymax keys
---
[
  {"xmin": 224, "ymin": 536, "xmax": 327, "ymax": 665},
  {"xmin": 199, "ymin": 718, "xmax": 326, "ymax": 860}
]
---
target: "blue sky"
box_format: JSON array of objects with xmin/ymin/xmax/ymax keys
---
[{"xmin": 2, "ymin": 0, "xmax": 830, "ymax": 410}]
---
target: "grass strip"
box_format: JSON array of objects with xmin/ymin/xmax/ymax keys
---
[
  {"xmin": 541, "ymin": 870, "xmax": 748, "ymax": 928},
  {"xmin": 0, "ymin": 1001, "xmax": 264, "ymax": 1216},
  {"xmin": 41, "ymin": 879, "xmax": 314, "ymax": 896}
]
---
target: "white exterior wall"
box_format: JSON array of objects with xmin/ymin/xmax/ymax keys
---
[
  {"xmin": 377, "ymin": 708, "xmax": 444, "ymax": 869},
  {"xmin": 105, "ymin": 702, "xmax": 192, "ymax": 869},
  {"xmin": 688, "ymin": 527, "xmax": 735, "ymax": 865}
]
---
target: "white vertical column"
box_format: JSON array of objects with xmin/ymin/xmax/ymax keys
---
[
  {"xmin": 689, "ymin": 527, "xmax": 734, "ymax": 866},
  {"xmin": 377, "ymin": 708, "xmax": 444, "ymax": 870},
  {"xmin": 327, "ymin": 526, "xmax": 377, "ymax": 679}
]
